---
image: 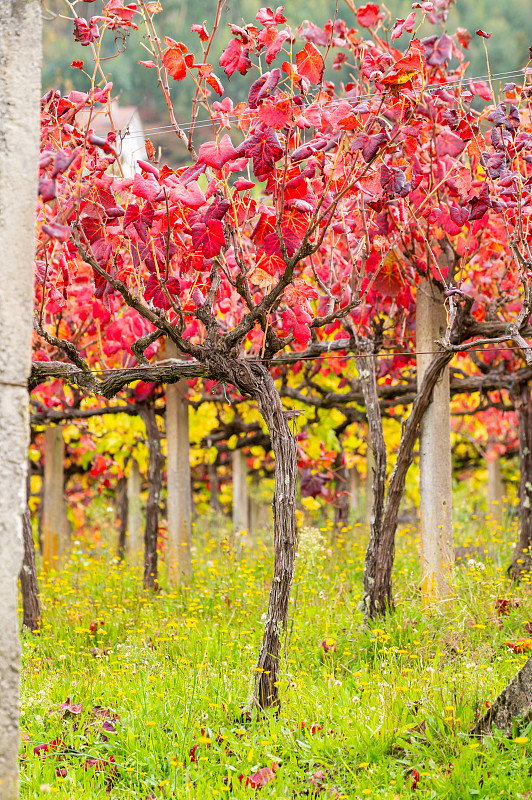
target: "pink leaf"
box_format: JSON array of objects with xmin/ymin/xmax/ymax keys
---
[
  {"xmin": 219, "ymin": 39, "xmax": 252, "ymax": 78},
  {"xmin": 42, "ymin": 222, "xmax": 71, "ymax": 242},
  {"xmin": 198, "ymin": 134, "xmax": 237, "ymax": 170},
  {"xmin": 132, "ymin": 172, "xmax": 159, "ymax": 202}
]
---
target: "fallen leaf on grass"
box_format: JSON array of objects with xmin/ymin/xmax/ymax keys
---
[
  {"xmin": 411, "ymin": 767, "xmax": 420, "ymax": 789},
  {"xmin": 58, "ymin": 698, "xmax": 83, "ymax": 717},
  {"xmin": 309, "ymin": 769, "xmax": 327, "ymax": 787},
  {"xmin": 495, "ymin": 599, "xmax": 520, "ymax": 616},
  {"xmin": 506, "ymin": 639, "xmax": 532, "ymax": 653},
  {"xmin": 239, "ymin": 762, "xmax": 279, "ymax": 788},
  {"xmin": 33, "ymin": 738, "xmax": 66, "ymax": 757},
  {"xmin": 84, "ymin": 754, "xmax": 119, "ymax": 788},
  {"xmin": 300, "ymin": 721, "xmax": 324, "ymax": 735}
]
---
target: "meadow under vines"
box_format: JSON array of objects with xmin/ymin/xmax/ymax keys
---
[{"xmin": 20, "ymin": 508, "xmax": 532, "ymax": 799}]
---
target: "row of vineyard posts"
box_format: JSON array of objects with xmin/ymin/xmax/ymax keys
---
[{"xmin": 25, "ymin": 343, "xmax": 531, "ymax": 615}]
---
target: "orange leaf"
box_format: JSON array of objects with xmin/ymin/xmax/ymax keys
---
[
  {"xmin": 296, "ymin": 42, "xmax": 324, "ymax": 85},
  {"xmin": 163, "ymin": 46, "xmax": 193, "ymax": 81},
  {"xmin": 248, "ymin": 267, "xmax": 274, "ymax": 287},
  {"xmin": 505, "ymin": 639, "xmax": 532, "ymax": 653},
  {"xmin": 382, "ymin": 39, "xmax": 424, "ymax": 87},
  {"xmin": 256, "ymin": 249, "xmax": 284, "ymax": 276},
  {"xmin": 258, "ymin": 98, "xmax": 295, "ymax": 130}
]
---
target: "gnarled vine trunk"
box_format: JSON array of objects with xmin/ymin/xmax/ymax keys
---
[
  {"xmin": 361, "ymin": 350, "xmax": 453, "ymax": 619},
  {"xmin": 357, "ymin": 350, "xmax": 389, "ymax": 621},
  {"xmin": 245, "ymin": 368, "xmax": 298, "ymax": 711},
  {"xmin": 138, "ymin": 404, "xmax": 163, "ymax": 590},
  {"xmin": 509, "ymin": 382, "xmax": 532, "ymax": 580},
  {"xmin": 20, "ymin": 505, "xmax": 40, "ymax": 633}
]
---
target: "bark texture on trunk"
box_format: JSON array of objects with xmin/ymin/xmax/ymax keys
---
[
  {"xmin": 116, "ymin": 476, "xmax": 128, "ymax": 561},
  {"xmin": 169, "ymin": 353, "xmax": 298, "ymax": 711},
  {"xmin": 473, "ymin": 655, "xmax": 532, "ymax": 737},
  {"xmin": 357, "ymin": 351, "xmax": 389, "ymax": 621},
  {"xmin": 0, "ymin": 1, "xmax": 42, "ymax": 794},
  {"xmin": 138, "ymin": 405, "xmax": 163, "ymax": 590},
  {"xmin": 19, "ymin": 507, "xmax": 40, "ymax": 632},
  {"xmin": 248, "ymin": 369, "xmax": 298, "ymax": 711},
  {"xmin": 416, "ymin": 280, "xmax": 453, "ymax": 607},
  {"xmin": 509, "ymin": 383, "xmax": 532, "ymax": 580}
]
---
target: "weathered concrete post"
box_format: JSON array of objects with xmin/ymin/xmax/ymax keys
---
[
  {"xmin": 487, "ymin": 448, "xmax": 505, "ymax": 524},
  {"xmin": 127, "ymin": 458, "xmax": 142, "ymax": 556},
  {"xmin": 165, "ymin": 341, "xmax": 192, "ymax": 584},
  {"xmin": 416, "ymin": 279, "xmax": 454, "ymax": 607},
  {"xmin": 232, "ymin": 449, "xmax": 249, "ymax": 550},
  {"xmin": 0, "ymin": 1, "xmax": 41, "ymax": 795},
  {"xmin": 365, "ymin": 431, "xmax": 375, "ymax": 529},
  {"xmin": 42, "ymin": 426, "xmax": 65, "ymax": 572},
  {"xmin": 207, "ymin": 453, "xmax": 222, "ymax": 514},
  {"xmin": 349, "ymin": 465, "xmax": 361, "ymax": 514}
]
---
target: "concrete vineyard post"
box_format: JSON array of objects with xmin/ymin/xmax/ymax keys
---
[
  {"xmin": 232, "ymin": 449, "xmax": 249, "ymax": 551},
  {"xmin": 487, "ymin": 449, "xmax": 505, "ymax": 524},
  {"xmin": 127, "ymin": 458, "xmax": 142, "ymax": 556},
  {"xmin": 42, "ymin": 426, "xmax": 65, "ymax": 573},
  {"xmin": 416, "ymin": 279, "xmax": 454, "ymax": 607},
  {"xmin": 365, "ymin": 430, "xmax": 375, "ymax": 529},
  {"xmin": 0, "ymin": 0, "xmax": 41, "ymax": 794},
  {"xmin": 165, "ymin": 340, "xmax": 192, "ymax": 584},
  {"xmin": 349, "ymin": 466, "xmax": 360, "ymax": 514}
]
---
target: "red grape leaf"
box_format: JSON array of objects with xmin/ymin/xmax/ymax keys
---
[
  {"xmin": 296, "ymin": 42, "xmax": 324, "ymax": 85},
  {"xmin": 198, "ymin": 134, "xmax": 237, "ymax": 170},
  {"xmin": 243, "ymin": 126, "xmax": 283, "ymax": 180},
  {"xmin": 42, "ymin": 222, "xmax": 71, "ymax": 242},
  {"xmin": 373, "ymin": 258, "xmax": 402, "ymax": 297},
  {"xmin": 169, "ymin": 180, "xmax": 206, "ymax": 209},
  {"xmin": 132, "ymin": 172, "xmax": 159, "ymax": 202},
  {"xmin": 283, "ymin": 278, "xmax": 319, "ymax": 305},
  {"xmin": 123, "ymin": 202, "xmax": 154, "ymax": 241},
  {"xmin": 190, "ymin": 219, "xmax": 226, "ymax": 257},
  {"xmin": 163, "ymin": 45, "xmax": 194, "ymax": 80},
  {"xmin": 258, "ymin": 97, "xmax": 293, "ymax": 129},
  {"xmin": 219, "ymin": 38, "xmax": 252, "ymax": 78},
  {"xmin": 435, "ymin": 130, "xmax": 466, "ymax": 158},
  {"xmin": 356, "ymin": 3, "xmax": 384, "ymax": 28},
  {"xmin": 144, "ymin": 274, "xmax": 181, "ymax": 309}
]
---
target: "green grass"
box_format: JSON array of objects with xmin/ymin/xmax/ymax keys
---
[{"xmin": 19, "ymin": 512, "xmax": 532, "ymax": 798}]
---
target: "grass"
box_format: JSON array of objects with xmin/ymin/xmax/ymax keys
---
[{"xmin": 19, "ymin": 509, "xmax": 532, "ymax": 798}]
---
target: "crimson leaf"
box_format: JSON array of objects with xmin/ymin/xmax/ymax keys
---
[
  {"xmin": 242, "ymin": 126, "xmax": 283, "ymax": 180},
  {"xmin": 191, "ymin": 219, "xmax": 226, "ymax": 257}
]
